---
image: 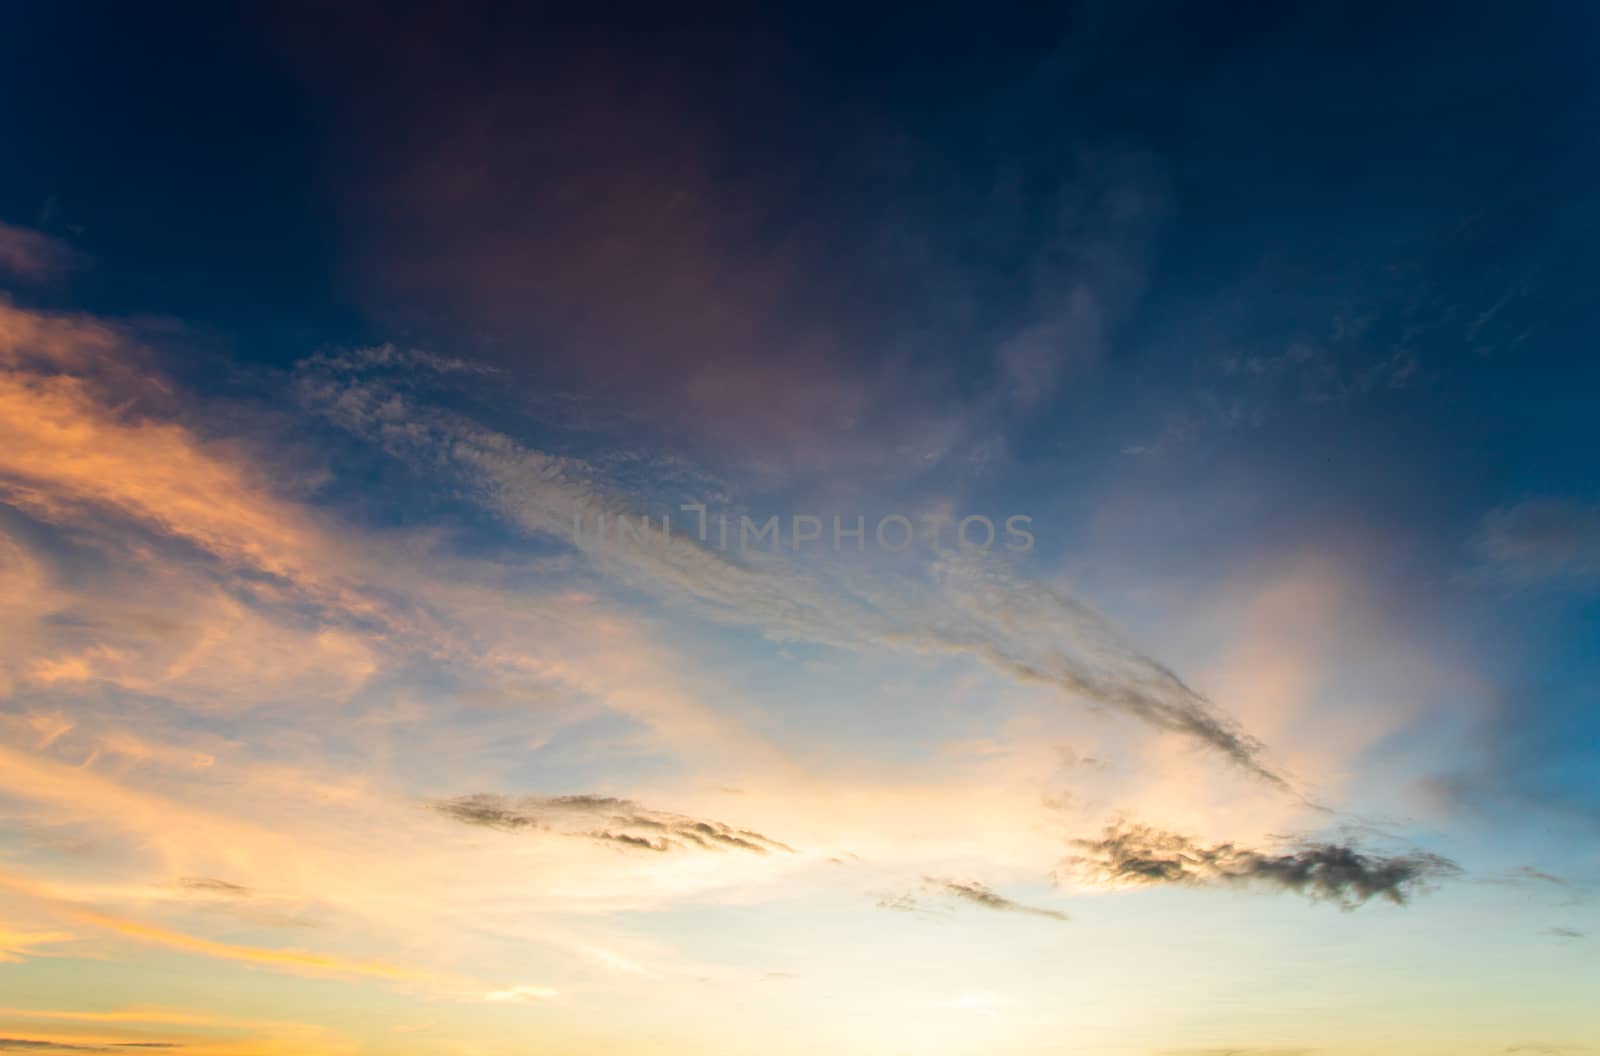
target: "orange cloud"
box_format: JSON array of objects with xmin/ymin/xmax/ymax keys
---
[
  {"xmin": 0, "ymin": 1007, "xmax": 219, "ymax": 1025},
  {"xmin": 66, "ymin": 906, "xmax": 439, "ymax": 983},
  {"xmin": 0, "ymin": 1008, "xmax": 358, "ymax": 1056},
  {"xmin": 0, "ymin": 303, "xmax": 391, "ymax": 631},
  {"xmin": 0, "ymin": 868, "xmax": 445, "ymax": 986},
  {"xmin": 0, "ymin": 921, "xmax": 75, "ymax": 963},
  {"xmin": 0, "ymin": 322, "xmax": 322, "ymax": 585}
]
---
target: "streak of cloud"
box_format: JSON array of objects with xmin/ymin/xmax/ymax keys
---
[
  {"xmin": 0, "ymin": 1042, "xmax": 177, "ymax": 1053},
  {"xmin": 1063, "ymin": 822, "xmax": 1459, "ymax": 908},
  {"xmin": 302, "ymin": 355, "xmax": 1289, "ymax": 788},
  {"xmin": 925, "ymin": 878, "xmax": 1070, "ymax": 922},
  {"xmin": 175, "ymin": 879, "xmax": 252, "ymax": 899},
  {"xmin": 0, "ymin": 1013, "xmax": 213, "ymax": 1028},
  {"xmin": 0, "ymin": 923, "xmax": 75, "ymax": 964},
  {"xmin": 1158, "ymin": 1049, "xmax": 1316, "ymax": 1056},
  {"xmin": 432, "ymin": 793, "xmax": 794, "ymax": 855},
  {"xmin": 481, "ymin": 985, "xmax": 558, "ymax": 1004},
  {"xmin": 0, "ymin": 870, "xmax": 445, "ymax": 986}
]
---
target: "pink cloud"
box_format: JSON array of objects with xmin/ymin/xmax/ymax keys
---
[{"xmin": 0, "ymin": 222, "xmax": 78, "ymax": 282}]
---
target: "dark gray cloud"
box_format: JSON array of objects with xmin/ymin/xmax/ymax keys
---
[
  {"xmin": 1473, "ymin": 499, "xmax": 1600, "ymax": 585},
  {"xmin": 433, "ymin": 793, "xmax": 794, "ymax": 855},
  {"xmin": 927, "ymin": 877, "xmax": 1070, "ymax": 922},
  {"xmin": 1064, "ymin": 823, "xmax": 1459, "ymax": 908},
  {"xmin": 1545, "ymin": 926, "xmax": 1584, "ymax": 939}
]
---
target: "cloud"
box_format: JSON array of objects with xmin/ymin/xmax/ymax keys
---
[
  {"xmin": 0, "ymin": 222, "xmax": 79, "ymax": 281},
  {"xmin": 302, "ymin": 357, "xmax": 1290, "ymax": 788},
  {"xmin": 0, "ymin": 1042, "xmax": 178, "ymax": 1053},
  {"xmin": 1544, "ymin": 926, "xmax": 1584, "ymax": 939},
  {"xmin": 0, "ymin": 304, "xmax": 401, "ymax": 721},
  {"xmin": 1472, "ymin": 499, "xmax": 1600, "ymax": 585},
  {"xmin": 285, "ymin": 17, "xmax": 1177, "ymax": 481},
  {"xmin": 1512, "ymin": 866, "xmax": 1571, "ymax": 887},
  {"xmin": 293, "ymin": 25, "xmax": 947, "ymax": 467},
  {"xmin": 924, "ymin": 878, "xmax": 1069, "ymax": 922},
  {"xmin": 174, "ymin": 879, "xmax": 252, "ymax": 899},
  {"xmin": 65, "ymin": 905, "xmax": 440, "ymax": 985},
  {"xmin": 0, "ymin": 923, "xmax": 75, "ymax": 964},
  {"xmin": 1062, "ymin": 822, "xmax": 1459, "ymax": 908},
  {"xmin": 1158, "ymin": 1050, "xmax": 1315, "ymax": 1056},
  {"xmin": 481, "ymin": 985, "xmax": 558, "ymax": 1004},
  {"xmin": 0, "ymin": 870, "xmax": 445, "ymax": 986},
  {"xmin": 0, "ymin": 1013, "xmax": 214, "ymax": 1028},
  {"xmin": 432, "ymin": 794, "xmax": 794, "ymax": 855},
  {"xmin": 0, "ymin": 303, "xmax": 359, "ymax": 605}
]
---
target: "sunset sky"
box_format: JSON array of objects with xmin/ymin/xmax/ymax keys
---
[{"xmin": 0, "ymin": 4, "xmax": 1597, "ymax": 1054}]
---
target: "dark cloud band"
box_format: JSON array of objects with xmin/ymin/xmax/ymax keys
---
[
  {"xmin": 1064, "ymin": 823, "xmax": 1459, "ymax": 908},
  {"xmin": 433, "ymin": 793, "xmax": 794, "ymax": 855}
]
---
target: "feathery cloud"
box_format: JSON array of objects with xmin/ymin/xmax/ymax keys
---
[
  {"xmin": 302, "ymin": 356, "xmax": 1288, "ymax": 788},
  {"xmin": 433, "ymin": 793, "xmax": 794, "ymax": 855}
]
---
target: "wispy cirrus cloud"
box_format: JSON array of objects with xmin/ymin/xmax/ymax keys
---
[
  {"xmin": 876, "ymin": 877, "xmax": 1069, "ymax": 922},
  {"xmin": 300, "ymin": 353, "xmax": 1289, "ymax": 788},
  {"xmin": 173, "ymin": 878, "xmax": 252, "ymax": 899},
  {"xmin": 433, "ymin": 793, "xmax": 794, "ymax": 855},
  {"xmin": 0, "ymin": 923, "xmax": 75, "ymax": 964},
  {"xmin": 0, "ymin": 871, "xmax": 445, "ymax": 986},
  {"xmin": 1157, "ymin": 1049, "xmax": 1316, "ymax": 1056},
  {"xmin": 1062, "ymin": 822, "xmax": 1459, "ymax": 908},
  {"xmin": 926, "ymin": 878, "xmax": 1069, "ymax": 922},
  {"xmin": 0, "ymin": 1043, "xmax": 181, "ymax": 1053},
  {"xmin": 0, "ymin": 303, "xmax": 362, "ymax": 608}
]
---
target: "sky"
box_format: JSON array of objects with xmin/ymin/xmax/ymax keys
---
[{"xmin": 0, "ymin": 2, "xmax": 1597, "ymax": 1054}]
